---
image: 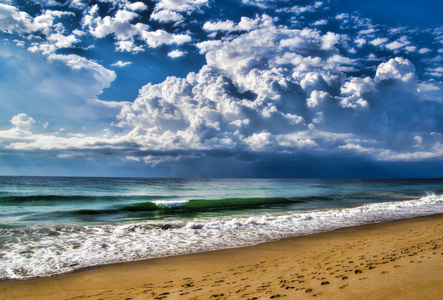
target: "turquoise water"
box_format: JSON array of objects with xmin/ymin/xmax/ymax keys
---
[{"xmin": 0, "ymin": 177, "xmax": 442, "ymax": 279}]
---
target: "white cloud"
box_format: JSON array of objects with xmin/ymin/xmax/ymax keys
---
[
  {"xmin": 280, "ymin": 1, "xmax": 324, "ymax": 15},
  {"xmin": 82, "ymin": 4, "xmax": 192, "ymax": 51},
  {"xmin": 339, "ymin": 76, "xmax": 374, "ymax": 110},
  {"xmin": 203, "ymin": 20, "xmax": 236, "ymax": 32},
  {"xmin": 83, "ymin": 5, "xmax": 144, "ymax": 40},
  {"xmin": 114, "ymin": 40, "xmax": 144, "ymax": 52},
  {"xmin": 321, "ymin": 32, "xmax": 344, "ymax": 50},
  {"xmin": 28, "ymin": 33, "xmax": 79, "ymax": 55},
  {"xmin": 354, "ymin": 38, "xmax": 366, "ymax": 47},
  {"xmin": 125, "ymin": 2, "xmax": 148, "ymax": 12},
  {"xmin": 48, "ymin": 54, "xmax": 116, "ymax": 89},
  {"xmin": 425, "ymin": 66, "xmax": 443, "ymax": 77},
  {"xmin": 385, "ymin": 40, "xmax": 404, "ymax": 50},
  {"xmin": 125, "ymin": 155, "xmax": 140, "ymax": 161},
  {"xmin": 375, "ymin": 57, "xmax": 417, "ymax": 83},
  {"xmin": 151, "ymin": 0, "xmax": 208, "ymax": 25},
  {"xmin": 111, "ymin": 60, "xmax": 132, "ymax": 67},
  {"xmin": 141, "ymin": 29, "xmax": 191, "ymax": 48},
  {"xmin": 417, "ymin": 80, "xmax": 443, "ymax": 102},
  {"xmin": 10, "ymin": 113, "xmax": 35, "ymax": 130},
  {"xmin": 0, "ymin": 3, "xmax": 34, "ymax": 34},
  {"xmin": 109, "ymin": 16, "xmax": 443, "ymax": 165},
  {"xmin": 307, "ymin": 90, "xmax": 330, "ymax": 109},
  {"xmin": 0, "ymin": 4, "xmax": 74, "ymax": 36},
  {"xmin": 168, "ymin": 49, "xmax": 186, "ymax": 58},
  {"xmin": 195, "ymin": 40, "xmax": 222, "ymax": 54},
  {"xmin": 241, "ymin": 0, "xmax": 272, "ymax": 8},
  {"xmin": 150, "ymin": 10, "xmax": 184, "ymax": 24},
  {"xmin": 370, "ymin": 37, "xmax": 388, "ymax": 46},
  {"xmin": 0, "ymin": 42, "xmax": 121, "ymax": 136},
  {"xmin": 109, "ymin": 22, "xmax": 396, "ymax": 158},
  {"xmin": 202, "ymin": 15, "xmax": 273, "ymax": 33},
  {"xmin": 359, "ymin": 28, "xmax": 376, "ymax": 35},
  {"xmin": 244, "ymin": 131, "xmax": 273, "ymax": 151},
  {"xmin": 2, "ymin": 1, "xmax": 443, "ymax": 169},
  {"xmin": 312, "ymin": 19, "xmax": 327, "ymax": 26},
  {"xmin": 154, "ymin": 0, "xmax": 209, "ymax": 12}
]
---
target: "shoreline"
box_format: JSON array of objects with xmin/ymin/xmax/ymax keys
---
[{"xmin": 1, "ymin": 214, "xmax": 442, "ymax": 299}]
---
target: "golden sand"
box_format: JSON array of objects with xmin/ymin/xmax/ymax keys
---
[{"xmin": 1, "ymin": 215, "xmax": 442, "ymax": 299}]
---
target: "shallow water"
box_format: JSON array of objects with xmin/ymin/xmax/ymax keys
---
[{"xmin": 0, "ymin": 177, "xmax": 442, "ymax": 279}]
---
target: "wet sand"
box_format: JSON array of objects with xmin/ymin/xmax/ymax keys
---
[{"xmin": 1, "ymin": 214, "xmax": 442, "ymax": 299}]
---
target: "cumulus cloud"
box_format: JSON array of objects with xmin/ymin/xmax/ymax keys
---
[
  {"xmin": 48, "ymin": 54, "xmax": 116, "ymax": 90},
  {"xmin": 10, "ymin": 113, "xmax": 35, "ymax": 130},
  {"xmin": 385, "ymin": 40, "xmax": 404, "ymax": 50},
  {"xmin": 426, "ymin": 66, "xmax": 443, "ymax": 77},
  {"xmin": 0, "ymin": 43, "xmax": 118, "ymax": 134},
  {"xmin": 28, "ymin": 33, "xmax": 80, "ymax": 54},
  {"xmin": 112, "ymin": 18, "xmax": 443, "ymax": 165},
  {"xmin": 168, "ymin": 49, "xmax": 186, "ymax": 58},
  {"xmin": 370, "ymin": 37, "xmax": 388, "ymax": 46},
  {"xmin": 277, "ymin": 1, "xmax": 324, "ymax": 15},
  {"xmin": 417, "ymin": 80, "xmax": 443, "ymax": 102},
  {"xmin": 374, "ymin": 57, "xmax": 417, "ymax": 83},
  {"xmin": 203, "ymin": 15, "xmax": 274, "ymax": 33},
  {"xmin": 140, "ymin": 29, "xmax": 191, "ymax": 48},
  {"xmin": 154, "ymin": 0, "xmax": 209, "ymax": 12},
  {"xmin": 125, "ymin": 1, "xmax": 148, "ymax": 12},
  {"xmin": 82, "ymin": 4, "xmax": 147, "ymax": 52},
  {"xmin": 0, "ymin": 4, "xmax": 74, "ymax": 36},
  {"xmin": 150, "ymin": 10, "xmax": 184, "ymax": 24},
  {"xmin": 2, "ymin": 0, "xmax": 443, "ymax": 176},
  {"xmin": 82, "ymin": 4, "xmax": 192, "ymax": 52},
  {"xmin": 240, "ymin": 0, "xmax": 274, "ymax": 9},
  {"xmin": 151, "ymin": 0, "xmax": 208, "ymax": 26},
  {"xmin": 111, "ymin": 60, "xmax": 132, "ymax": 67},
  {"xmin": 0, "ymin": 3, "xmax": 34, "ymax": 34}
]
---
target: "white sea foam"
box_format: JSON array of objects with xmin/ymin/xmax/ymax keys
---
[
  {"xmin": 1, "ymin": 194, "xmax": 442, "ymax": 280},
  {"xmin": 152, "ymin": 200, "xmax": 188, "ymax": 208}
]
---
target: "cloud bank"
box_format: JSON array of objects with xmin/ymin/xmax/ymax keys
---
[
  {"xmin": 1, "ymin": 0, "xmax": 442, "ymax": 177},
  {"xmin": 113, "ymin": 18, "xmax": 443, "ymax": 167}
]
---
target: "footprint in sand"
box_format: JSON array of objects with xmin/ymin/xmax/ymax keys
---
[{"xmin": 181, "ymin": 283, "xmax": 194, "ymax": 288}]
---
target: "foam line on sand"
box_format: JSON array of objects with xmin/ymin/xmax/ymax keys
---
[{"xmin": 0, "ymin": 214, "xmax": 442, "ymax": 299}]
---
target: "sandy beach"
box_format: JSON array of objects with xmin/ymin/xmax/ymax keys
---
[{"xmin": 1, "ymin": 214, "xmax": 441, "ymax": 299}]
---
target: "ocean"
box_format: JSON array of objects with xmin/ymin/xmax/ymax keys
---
[{"xmin": 0, "ymin": 176, "xmax": 442, "ymax": 280}]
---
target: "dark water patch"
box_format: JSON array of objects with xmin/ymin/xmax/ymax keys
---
[
  {"xmin": 21, "ymin": 197, "xmax": 303, "ymax": 222},
  {"xmin": 123, "ymin": 197, "xmax": 300, "ymax": 212},
  {"xmin": 0, "ymin": 195, "xmax": 176, "ymax": 205},
  {"xmin": 18, "ymin": 192, "xmax": 418, "ymax": 223}
]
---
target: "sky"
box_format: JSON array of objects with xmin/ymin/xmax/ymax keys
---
[{"xmin": 0, "ymin": 0, "xmax": 443, "ymax": 178}]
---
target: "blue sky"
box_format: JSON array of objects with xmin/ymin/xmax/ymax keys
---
[{"xmin": 0, "ymin": 0, "xmax": 443, "ymax": 178}]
